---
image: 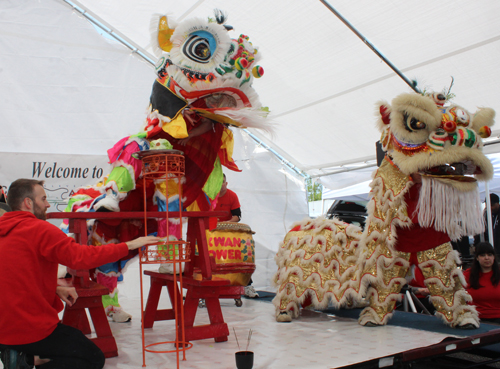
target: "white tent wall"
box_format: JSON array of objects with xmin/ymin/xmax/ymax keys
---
[
  {"xmin": 0, "ymin": 0, "xmax": 155, "ymax": 156},
  {"xmin": 3, "ymin": 0, "xmax": 499, "ymax": 172},
  {"xmin": 70, "ymin": 0, "xmax": 500, "ymax": 176},
  {"xmin": 0, "ymin": 0, "xmax": 308, "ymax": 292}
]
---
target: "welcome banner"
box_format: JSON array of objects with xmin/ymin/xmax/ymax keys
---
[{"xmin": 0, "ymin": 152, "xmax": 110, "ymax": 213}]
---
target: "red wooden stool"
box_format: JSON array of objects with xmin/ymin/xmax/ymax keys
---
[
  {"xmin": 60, "ymin": 279, "xmax": 118, "ymax": 358},
  {"xmin": 143, "ymin": 271, "xmax": 243, "ymax": 342}
]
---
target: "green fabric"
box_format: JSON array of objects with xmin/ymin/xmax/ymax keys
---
[
  {"xmin": 106, "ymin": 166, "xmax": 134, "ymax": 193},
  {"xmin": 64, "ymin": 195, "xmax": 87, "ymax": 212},
  {"xmin": 131, "ymin": 131, "xmax": 147, "ymax": 139},
  {"xmin": 202, "ymin": 158, "xmax": 223, "ymax": 200},
  {"xmin": 102, "ymin": 293, "xmax": 120, "ymax": 309}
]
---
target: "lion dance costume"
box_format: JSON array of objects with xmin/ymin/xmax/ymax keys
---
[
  {"xmin": 62, "ymin": 11, "xmax": 269, "ymax": 322},
  {"xmin": 273, "ymin": 91, "xmax": 495, "ymax": 328}
]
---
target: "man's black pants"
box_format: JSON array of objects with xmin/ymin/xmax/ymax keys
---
[{"xmin": 0, "ymin": 323, "xmax": 105, "ymax": 369}]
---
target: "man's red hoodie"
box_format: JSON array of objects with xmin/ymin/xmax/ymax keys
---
[{"xmin": 0, "ymin": 211, "xmax": 128, "ymax": 345}]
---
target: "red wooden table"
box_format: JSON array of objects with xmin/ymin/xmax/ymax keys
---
[{"xmin": 48, "ymin": 210, "xmax": 238, "ymax": 352}]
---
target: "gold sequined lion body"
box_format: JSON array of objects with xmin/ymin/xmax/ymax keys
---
[{"xmin": 273, "ymin": 91, "xmax": 496, "ymax": 328}]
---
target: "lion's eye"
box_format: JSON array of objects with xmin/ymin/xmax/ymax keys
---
[
  {"xmin": 194, "ymin": 43, "xmax": 210, "ymax": 58},
  {"xmin": 184, "ymin": 36, "xmax": 211, "ymax": 63},
  {"xmin": 182, "ymin": 30, "xmax": 217, "ymax": 64},
  {"xmin": 404, "ymin": 113, "xmax": 427, "ymax": 132},
  {"xmin": 410, "ymin": 118, "xmax": 426, "ymax": 130}
]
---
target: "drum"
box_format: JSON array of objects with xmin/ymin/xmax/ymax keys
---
[{"xmin": 203, "ymin": 222, "xmax": 256, "ymax": 286}]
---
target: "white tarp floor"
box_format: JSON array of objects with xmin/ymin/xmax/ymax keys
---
[
  {"xmin": 99, "ymin": 300, "xmax": 451, "ymax": 369},
  {"xmin": 0, "ymin": 260, "xmax": 459, "ymax": 369}
]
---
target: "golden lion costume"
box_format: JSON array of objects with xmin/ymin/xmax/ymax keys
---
[{"xmin": 273, "ymin": 91, "xmax": 495, "ymax": 328}]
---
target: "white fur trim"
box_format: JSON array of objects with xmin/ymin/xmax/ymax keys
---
[{"xmin": 417, "ymin": 177, "xmax": 484, "ymax": 240}]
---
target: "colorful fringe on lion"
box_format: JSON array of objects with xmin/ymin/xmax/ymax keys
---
[
  {"xmin": 62, "ymin": 10, "xmax": 269, "ymax": 322},
  {"xmin": 273, "ymin": 91, "xmax": 495, "ymax": 328}
]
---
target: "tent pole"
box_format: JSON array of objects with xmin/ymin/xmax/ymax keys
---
[
  {"xmin": 485, "ymin": 182, "xmax": 494, "ymax": 248},
  {"xmin": 319, "ymin": 0, "xmax": 420, "ymax": 94}
]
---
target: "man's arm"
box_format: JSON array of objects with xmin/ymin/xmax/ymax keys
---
[
  {"xmin": 125, "ymin": 236, "xmax": 161, "ymax": 250},
  {"xmin": 230, "ymin": 208, "xmax": 241, "ymax": 223},
  {"xmin": 177, "ymin": 118, "xmax": 213, "ymax": 146}
]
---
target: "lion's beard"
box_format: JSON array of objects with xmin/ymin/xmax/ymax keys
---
[{"xmin": 415, "ymin": 176, "xmax": 484, "ymax": 241}]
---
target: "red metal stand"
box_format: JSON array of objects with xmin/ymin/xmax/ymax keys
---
[{"xmin": 135, "ymin": 149, "xmax": 192, "ymax": 368}]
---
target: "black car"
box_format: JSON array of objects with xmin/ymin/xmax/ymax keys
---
[{"xmin": 325, "ymin": 199, "xmax": 368, "ymax": 229}]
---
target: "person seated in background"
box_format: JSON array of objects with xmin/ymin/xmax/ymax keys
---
[
  {"xmin": 474, "ymin": 193, "xmax": 500, "ymax": 255},
  {"xmin": 0, "ymin": 203, "xmax": 11, "ymax": 217},
  {"xmin": 0, "ymin": 185, "xmax": 7, "ymax": 202},
  {"xmin": 0, "ymin": 185, "xmax": 10, "ymax": 216},
  {"xmin": 463, "ymin": 242, "xmax": 500, "ymax": 324}
]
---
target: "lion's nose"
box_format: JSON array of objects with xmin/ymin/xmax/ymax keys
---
[
  {"xmin": 428, "ymin": 128, "xmax": 480, "ymax": 150},
  {"xmin": 448, "ymin": 127, "xmax": 478, "ymax": 148}
]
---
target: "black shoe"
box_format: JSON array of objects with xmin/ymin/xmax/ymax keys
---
[
  {"xmin": 1, "ymin": 349, "xmax": 33, "ymax": 369},
  {"xmin": 458, "ymin": 323, "xmax": 477, "ymax": 330}
]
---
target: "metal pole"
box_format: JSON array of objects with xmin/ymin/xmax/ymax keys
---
[
  {"xmin": 485, "ymin": 181, "xmax": 494, "ymax": 247},
  {"xmin": 319, "ymin": 0, "xmax": 421, "ymax": 94}
]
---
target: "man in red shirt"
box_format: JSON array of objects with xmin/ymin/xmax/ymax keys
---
[
  {"xmin": 0, "ymin": 179, "xmax": 159, "ymax": 369},
  {"xmin": 214, "ymin": 174, "xmax": 241, "ymax": 222}
]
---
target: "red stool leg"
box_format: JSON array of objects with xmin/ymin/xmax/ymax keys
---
[
  {"xmin": 144, "ymin": 277, "xmax": 164, "ymax": 328},
  {"xmin": 62, "ymin": 301, "xmax": 92, "ymax": 335}
]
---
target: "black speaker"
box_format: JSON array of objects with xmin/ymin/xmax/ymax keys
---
[{"xmin": 376, "ymin": 141, "xmax": 385, "ymax": 167}]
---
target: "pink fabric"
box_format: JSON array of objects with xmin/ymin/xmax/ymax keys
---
[
  {"xmin": 158, "ymin": 219, "xmax": 181, "ymax": 239},
  {"xmin": 96, "ymin": 272, "xmax": 118, "ymax": 292},
  {"xmin": 107, "ymin": 137, "xmax": 142, "ymax": 180},
  {"xmin": 107, "ymin": 137, "xmax": 129, "ymax": 163}
]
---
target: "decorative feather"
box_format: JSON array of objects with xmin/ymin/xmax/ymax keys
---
[
  {"xmin": 213, "ymin": 108, "xmax": 276, "ymax": 136},
  {"xmin": 213, "ymin": 9, "xmax": 228, "ymax": 25}
]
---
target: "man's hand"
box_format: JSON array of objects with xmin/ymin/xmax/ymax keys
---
[
  {"xmin": 56, "ymin": 286, "xmax": 78, "ymax": 307},
  {"xmin": 177, "ymin": 137, "xmax": 192, "ymax": 146},
  {"xmin": 176, "ymin": 118, "xmax": 213, "ymax": 146},
  {"xmin": 126, "ymin": 236, "xmax": 162, "ymax": 250},
  {"xmin": 228, "ymin": 215, "xmax": 240, "ymax": 223}
]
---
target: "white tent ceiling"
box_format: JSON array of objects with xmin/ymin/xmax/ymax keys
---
[{"xmin": 1, "ymin": 0, "xmax": 500, "ymax": 180}]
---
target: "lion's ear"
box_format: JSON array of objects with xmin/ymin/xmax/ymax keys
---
[
  {"xmin": 472, "ymin": 107, "xmax": 495, "ymax": 129},
  {"xmin": 379, "ymin": 105, "xmax": 391, "ymax": 125},
  {"xmin": 158, "ymin": 16, "xmax": 175, "ymax": 52},
  {"xmin": 375, "ymin": 101, "xmax": 391, "ymax": 132},
  {"xmin": 471, "ymin": 107, "xmax": 495, "ymax": 138}
]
